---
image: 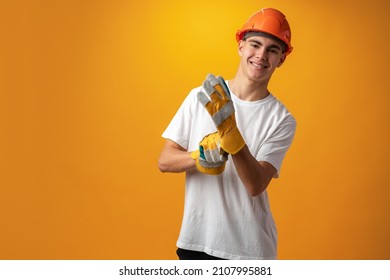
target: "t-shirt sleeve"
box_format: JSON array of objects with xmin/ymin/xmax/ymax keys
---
[
  {"xmin": 257, "ymin": 116, "xmax": 296, "ymax": 178},
  {"xmin": 161, "ymin": 90, "xmax": 196, "ymax": 151}
]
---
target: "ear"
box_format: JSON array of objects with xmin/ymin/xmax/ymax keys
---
[
  {"xmin": 238, "ymin": 40, "xmax": 245, "ymax": 56},
  {"xmin": 277, "ymin": 53, "xmax": 286, "ymax": 67}
]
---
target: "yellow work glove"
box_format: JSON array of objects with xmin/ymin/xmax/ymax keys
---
[
  {"xmin": 191, "ymin": 132, "xmax": 228, "ymax": 175},
  {"xmin": 197, "ymin": 74, "xmax": 245, "ymax": 154}
]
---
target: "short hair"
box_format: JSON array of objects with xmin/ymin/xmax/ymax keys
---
[{"xmin": 243, "ymin": 31, "xmax": 287, "ymax": 53}]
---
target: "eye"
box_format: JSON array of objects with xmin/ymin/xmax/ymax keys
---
[
  {"xmin": 250, "ymin": 43, "xmax": 260, "ymax": 49},
  {"xmin": 268, "ymin": 48, "xmax": 281, "ymax": 54}
]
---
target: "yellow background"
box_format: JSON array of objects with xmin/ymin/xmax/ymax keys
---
[{"xmin": 1, "ymin": 0, "xmax": 389, "ymax": 259}]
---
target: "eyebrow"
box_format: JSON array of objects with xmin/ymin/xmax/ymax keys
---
[{"xmin": 247, "ymin": 38, "xmax": 282, "ymax": 51}]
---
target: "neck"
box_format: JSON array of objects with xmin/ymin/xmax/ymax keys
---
[{"xmin": 229, "ymin": 76, "xmax": 270, "ymax": 101}]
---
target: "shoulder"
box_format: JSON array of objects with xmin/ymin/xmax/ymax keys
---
[
  {"xmin": 180, "ymin": 85, "xmax": 203, "ymax": 107},
  {"xmin": 269, "ymin": 95, "xmax": 296, "ymax": 124}
]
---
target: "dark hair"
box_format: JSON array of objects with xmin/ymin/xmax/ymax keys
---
[{"xmin": 243, "ymin": 31, "xmax": 287, "ymax": 53}]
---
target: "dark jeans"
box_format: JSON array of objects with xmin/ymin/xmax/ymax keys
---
[{"xmin": 176, "ymin": 248, "xmax": 226, "ymax": 260}]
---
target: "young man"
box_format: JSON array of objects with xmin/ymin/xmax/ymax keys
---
[{"xmin": 158, "ymin": 8, "xmax": 296, "ymax": 260}]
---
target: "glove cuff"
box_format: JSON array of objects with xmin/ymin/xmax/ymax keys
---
[
  {"xmin": 195, "ymin": 159, "xmax": 225, "ymax": 175},
  {"xmin": 220, "ymin": 127, "xmax": 246, "ymax": 154}
]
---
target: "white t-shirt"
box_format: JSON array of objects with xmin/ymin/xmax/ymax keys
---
[{"xmin": 162, "ymin": 81, "xmax": 296, "ymax": 260}]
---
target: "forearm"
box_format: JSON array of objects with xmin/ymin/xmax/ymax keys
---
[
  {"xmin": 232, "ymin": 145, "xmax": 276, "ymax": 196},
  {"xmin": 158, "ymin": 141, "xmax": 196, "ymax": 173}
]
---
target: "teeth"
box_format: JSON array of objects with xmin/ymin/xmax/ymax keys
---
[{"xmin": 252, "ymin": 62, "xmax": 266, "ymax": 69}]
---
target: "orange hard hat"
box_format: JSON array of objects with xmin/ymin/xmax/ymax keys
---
[{"xmin": 236, "ymin": 8, "xmax": 293, "ymax": 55}]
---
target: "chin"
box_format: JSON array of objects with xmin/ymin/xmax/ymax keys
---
[{"xmin": 248, "ymin": 74, "xmax": 267, "ymax": 83}]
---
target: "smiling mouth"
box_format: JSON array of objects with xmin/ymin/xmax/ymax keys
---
[{"xmin": 251, "ymin": 61, "xmax": 268, "ymax": 70}]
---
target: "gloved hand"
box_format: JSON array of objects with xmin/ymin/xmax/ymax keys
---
[
  {"xmin": 198, "ymin": 74, "xmax": 245, "ymax": 154},
  {"xmin": 191, "ymin": 132, "xmax": 228, "ymax": 175}
]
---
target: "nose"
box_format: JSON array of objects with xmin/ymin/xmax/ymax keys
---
[{"xmin": 256, "ymin": 48, "xmax": 268, "ymax": 61}]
